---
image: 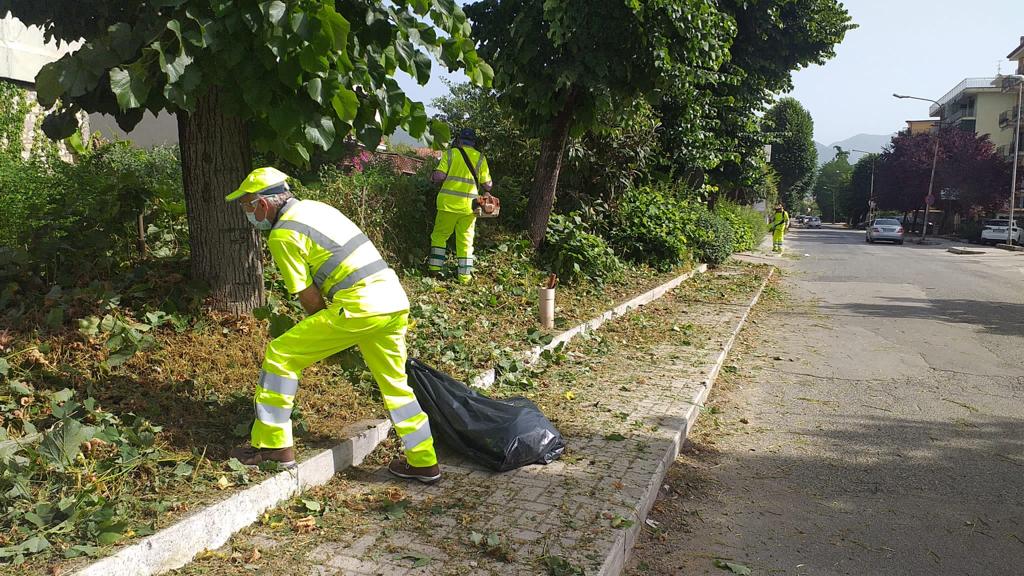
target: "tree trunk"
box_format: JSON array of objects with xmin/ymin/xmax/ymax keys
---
[
  {"xmin": 178, "ymin": 88, "xmax": 263, "ymax": 314},
  {"xmin": 526, "ymin": 92, "xmax": 578, "ymax": 249}
]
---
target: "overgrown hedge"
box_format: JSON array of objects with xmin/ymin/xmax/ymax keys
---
[{"xmin": 542, "ymin": 184, "xmax": 769, "ymax": 283}]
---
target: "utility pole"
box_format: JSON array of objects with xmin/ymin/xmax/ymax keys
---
[
  {"xmin": 894, "ymin": 93, "xmax": 942, "ymax": 243},
  {"xmin": 1002, "ymin": 75, "xmax": 1024, "ymax": 246}
]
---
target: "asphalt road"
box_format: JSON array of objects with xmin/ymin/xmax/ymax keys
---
[{"xmin": 628, "ymin": 225, "xmax": 1024, "ymax": 576}]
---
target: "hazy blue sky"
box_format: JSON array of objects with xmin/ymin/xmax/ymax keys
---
[
  {"xmin": 789, "ymin": 0, "xmax": 1024, "ymax": 144},
  {"xmin": 397, "ymin": 1, "xmax": 1024, "ymax": 145}
]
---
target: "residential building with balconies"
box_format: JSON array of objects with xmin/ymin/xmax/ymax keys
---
[{"xmin": 928, "ymin": 78, "xmax": 1016, "ymax": 154}]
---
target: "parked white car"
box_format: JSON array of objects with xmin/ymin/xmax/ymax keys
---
[{"xmin": 980, "ymin": 219, "xmax": 1022, "ymax": 245}]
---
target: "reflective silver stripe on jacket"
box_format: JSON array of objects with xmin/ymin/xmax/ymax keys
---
[
  {"xmin": 273, "ymin": 221, "xmax": 370, "ymax": 288},
  {"xmin": 259, "ymin": 370, "xmax": 299, "ymax": 396},
  {"xmin": 444, "ymin": 175, "xmax": 475, "ymax": 185},
  {"xmin": 389, "ymin": 399, "xmax": 425, "ymax": 424},
  {"xmin": 399, "ymin": 421, "xmax": 433, "ymax": 449},
  {"xmin": 256, "ymin": 403, "xmax": 292, "ymax": 425},
  {"xmin": 326, "ymin": 259, "xmax": 390, "ymax": 299},
  {"xmin": 440, "ymin": 188, "xmax": 478, "ymax": 199},
  {"xmin": 475, "ymin": 154, "xmax": 484, "ymax": 173}
]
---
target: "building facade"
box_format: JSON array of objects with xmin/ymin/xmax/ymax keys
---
[{"xmin": 1, "ymin": 14, "xmax": 177, "ymax": 150}]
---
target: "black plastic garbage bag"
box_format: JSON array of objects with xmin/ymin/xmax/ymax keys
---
[{"xmin": 406, "ymin": 358, "xmax": 565, "ymax": 472}]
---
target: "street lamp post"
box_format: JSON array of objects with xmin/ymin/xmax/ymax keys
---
[
  {"xmin": 852, "ymin": 149, "xmax": 876, "ymax": 223},
  {"xmin": 1002, "ymin": 75, "xmax": 1024, "ymax": 246},
  {"xmin": 894, "ymin": 93, "xmax": 942, "ymax": 243}
]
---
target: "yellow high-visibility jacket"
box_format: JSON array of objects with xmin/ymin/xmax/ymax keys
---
[
  {"xmin": 267, "ymin": 199, "xmax": 409, "ymax": 317},
  {"xmin": 436, "ymin": 146, "xmax": 492, "ymax": 214}
]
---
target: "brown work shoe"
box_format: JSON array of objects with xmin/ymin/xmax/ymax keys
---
[
  {"xmin": 388, "ymin": 457, "xmax": 441, "ymax": 484},
  {"xmin": 229, "ymin": 445, "xmax": 296, "ymax": 468}
]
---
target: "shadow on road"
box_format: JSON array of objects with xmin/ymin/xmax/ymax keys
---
[{"xmin": 824, "ymin": 297, "xmax": 1024, "ymax": 337}]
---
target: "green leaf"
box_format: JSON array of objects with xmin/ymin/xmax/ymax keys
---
[
  {"xmin": 412, "ymin": 51, "xmax": 432, "ymax": 85},
  {"xmin": 52, "ymin": 389, "xmax": 74, "ymax": 404},
  {"xmin": 21, "ymin": 536, "xmax": 50, "ymax": 554},
  {"xmin": 407, "ymin": 101, "xmax": 427, "ymax": 138},
  {"xmin": 428, "ymin": 120, "xmax": 451, "ymax": 146},
  {"xmin": 306, "ymin": 78, "xmax": 323, "ymax": 104},
  {"xmin": 486, "ymin": 533, "xmax": 499, "ymax": 547},
  {"xmin": 317, "ymin": 5, "xmax": 350, "ymax": 52},
  {"xmin": 45, "ymin": 305, "xmax": 64, "ymax": 327},
  {"xmin": 304, "ymin": 117, "xmax": 336, "ymax": 151},
  {"xmin": 383, "ymin": 500, "xmax": 408, "ymax": 520},
  {"xmin": 331, "ymin": 89, "xmax": 359, "ymax": 122},
  {"xmin": 64, "ymin": 544, "xmax": 101, "ymax": 559},
  {"xmin": 35, "ymin": 63, "xmax": 63, "ymax": 108},
  {"xmin": 261, "ymin": 1, "xmax": 288, "ymax": 26},
  {"xmin": 268, "ymin": 314, "xmax": 295, "ymax": 338},
  {"xmin": 41, "ymin": 108, "xmax": 80, "ymax": 140},
  {"xmin": 301, "ymin": 498, "xmax": 321, "ymax": 512},
  {"xmin": 0, "ymin": 358, "xmax": 8, "ymax": 377},
  {"xmin": 108, "ymin": 22, "xmax": 137, "ymax": 59},
  {"xmin": 96, "ymin": 531, "xmax": 122, "ymax": 546},
  {"xmin": 605, "ymin": 433, "xmax": 627, "ymax": 441},
  {"xmin": 713, "ymin": 560, "xmax": 752, "ymax": 575},
  {"xmin": 252, "ymin": 306, "xmax": 272, "ymax": 321},
  {"xmin": 10, "ymin": 380, "xmax": 33, "ymax": 396},
  {"xmin": 226, "ymin": 457, "xmax": 246, "ymax": 472},
  {"xmin": 469, "ymin": 531, "xmax": 483, "ymax": 546},
  {"xmin": 109, "ymin": 65, "xmax": 151, "ymax": 110},
  {"xmin": 37, "ymin": 418, "xmax": 96, "ymax": 471},
  {"xmin": 299, "ymin": 45, "xmax": 329, "ymax": 75},
  {"xmin": 172, "ymin": 462, "xmax": 194, "ymax": 476}
]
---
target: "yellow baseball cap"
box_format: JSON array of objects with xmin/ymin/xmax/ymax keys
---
[{"xmin": 225, "ymin": 167, "xmax": 291, "ymax": 201}]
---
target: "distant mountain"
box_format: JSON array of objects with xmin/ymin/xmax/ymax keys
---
[{"xmin": 814, "ymin": 133, "xmax": 895, "ymax": 165}]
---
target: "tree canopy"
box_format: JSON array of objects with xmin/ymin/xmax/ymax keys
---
[
  {"xmin": 2, "ymin": 0, "xmax": 493, "ymax": 164},
  {"xmin": 765, "ymin": 97, "xmax": 818, "ymax": 211}
]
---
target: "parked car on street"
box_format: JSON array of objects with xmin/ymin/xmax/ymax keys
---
[
  {"xmin": 805, "ymin": 216, "xmax": 822, "ymax": 228},
  {"xmin": 980, "ymin": 219, "xmax": 1022, "ymax": 245},
  {"xmin": 866, "ymin": 218, "xmax": 904, "ymax": 244}
]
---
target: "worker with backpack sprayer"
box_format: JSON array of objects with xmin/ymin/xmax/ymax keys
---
[{"xmin": 428, "ymin": 128, "xmax": 498, "ymax": 284}]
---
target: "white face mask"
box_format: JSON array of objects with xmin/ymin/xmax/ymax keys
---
[{"xmin": 246, "ymin": 210, "xmax": 272, "ymax": 230}]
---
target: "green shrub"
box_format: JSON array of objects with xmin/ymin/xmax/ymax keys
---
[
  {"xmin": 715, "ymin": 201, "xmax": 767, "ymax": 252},
  {"xmin": 605, "ymin": 186, "xmax": 689, "ymax": 271},
  {"xmin": 300, "ymin": 160, "xmax": 435, "ymax": 269},
  {"xmin": 0, "ymin": 142, "xmax": 186, "ymax": 283},
  {"xmin": 958, "ymin": 219, "xmax": 984, "ymax": 242},
  {"xmin": 542, "ymin": 213, "xmax": 623, "ymax": 285},
  {"xmin": 684, "ymin": 206, "xmax": 735, "ymax": 266}
]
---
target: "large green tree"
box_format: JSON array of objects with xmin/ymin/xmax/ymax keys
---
[
  {"xmin": 464, "ymin": 0, "xmax": 734, "ymax": 248},
  {"xmin": 1, "ymin": 0, "xmax": 491, "ymax": 313},
  {"xmin": 814, "ymin": 146, "xmax": 852, "ymax": 222},
  {"xmin": 765, "ymin": 97, "xmax": 818, "ymax": 211},
  {"xmin": 700, "ymin": 0, "xmax": 853, "ymax": 200}
]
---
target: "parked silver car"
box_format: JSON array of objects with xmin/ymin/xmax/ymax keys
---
[
  {"xmin": 805, "ymin": 216, "xmax": 822, "ymax": 228},
  {"xmin": 866, "ymin": 218, "xmax": 904, "ymax": 244}
]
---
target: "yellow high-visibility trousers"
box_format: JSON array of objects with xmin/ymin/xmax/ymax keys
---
[
  {"xmin": 250, "ymin": 308, "xmax": 437, "ymax": 467},
  {"xmin": 429, "ymin": 209, "xmax": 476, "ymax": 281},
  {"xmin": 772, "ymin": 226, "xmax": 785, "ymax": 252}
]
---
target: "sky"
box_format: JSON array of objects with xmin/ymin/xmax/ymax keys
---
[
  {"xmin": 789, "ymin": 0, "xmax": 1024, "ymax": 145},
  {"xmin": 396, "ymin": 0, "xmax": 1024, "ymax": 145}
]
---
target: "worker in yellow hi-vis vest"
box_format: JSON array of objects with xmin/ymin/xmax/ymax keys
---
[
  {"xmin": 428, "ymin": 128, "xmax": 493, "ymax": 284},
  {"xmin": 225, "ymin": 167, "xmax": 440, "ymax": 484},
  {"xmin": 770, "ymin": 204, "xmax": 790, "ymax": 253}
]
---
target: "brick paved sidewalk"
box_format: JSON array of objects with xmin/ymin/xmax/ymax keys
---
[{"xmin": 176, "ymin": 264, "xmax": 771, "ymax": 576}]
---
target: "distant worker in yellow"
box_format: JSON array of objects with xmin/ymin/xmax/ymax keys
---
[
  {"xmin": 428, "ymin": 128, "xmax": 493, "ymax": 284},
  {"xmin": 770, "ymin": 204, "xmax": 790, "ymax": 253},
  {"xmin": 226, "ymin": 167, "xmax": 440, "ymax": 484}
]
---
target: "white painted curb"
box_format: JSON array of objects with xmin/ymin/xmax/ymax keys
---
[
  {"xmin": 470, "ymin": 264, "xmax": 709, "ymax": 389},
  {"xmin": 598, "ymin": 267, "xmax": 775, "ymax": 576},
  {"xmin": 72, "ymin": 420, "xmax": 392, "ymax": 576},
  {"xmin": 947, "ymin": 247, "xmax": 984, "ymax": 255},
  {"xmin": 71, "ymin": 265, "xmax": 712, "ymax": 575}
]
